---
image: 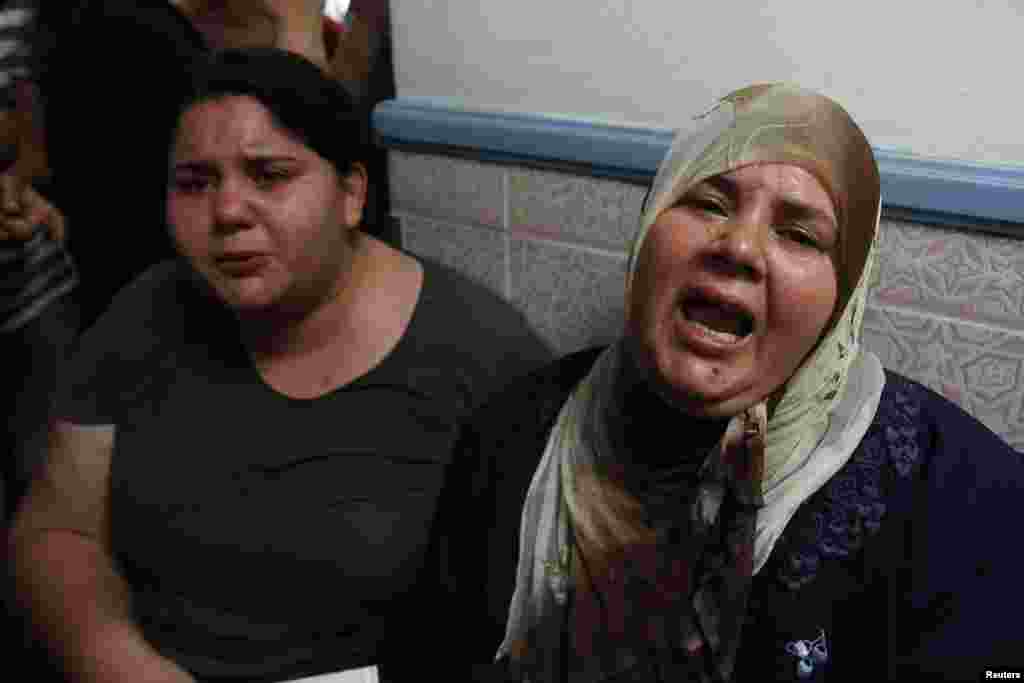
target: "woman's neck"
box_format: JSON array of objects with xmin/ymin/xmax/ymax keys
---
[
  {"xmin": 236, "ymin": 232, "xmax": 374, "ymax": 359},
  {"xmin": 235, "ymin": 235, "xmax": 423, "ymax": 399},
  {"xmin": 608, "ymin": 350, "xmax": 729, "ymax": 470}
]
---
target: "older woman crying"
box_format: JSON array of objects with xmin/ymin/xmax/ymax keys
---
[{"xmin": 439, "ymin": 83, "xmax": 1024, "ymax": 682}]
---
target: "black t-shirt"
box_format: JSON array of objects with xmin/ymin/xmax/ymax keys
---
[{"xmin": 56, "ymin": 257, "xmax": 552, "ymax": 681}]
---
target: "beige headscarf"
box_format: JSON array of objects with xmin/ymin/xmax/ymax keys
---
[
  {"xmin": 628, "ymin": 83, "xmax": 884, "ymax": 568},
  {"xmin": 499, "ymin": 84, "xmax": 885, "ymax": 680}
]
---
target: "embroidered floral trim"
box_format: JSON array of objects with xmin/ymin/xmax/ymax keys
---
[
  {"xmin": 773, "ymin": 374, "xmax": 927, "ymax": 589},
  {"xmin": 785, "ymin": 628, "xmax": 829, "ymax": 679}
]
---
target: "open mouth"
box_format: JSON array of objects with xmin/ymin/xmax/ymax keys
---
[{"xmin": 681, "ymin": 295, "xmax": 754, "ymax": 344}]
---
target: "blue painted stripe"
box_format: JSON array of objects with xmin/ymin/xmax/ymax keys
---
[
  {"xmin": 374, "ymin": 97, "xmax": 673, "ymax": 177},
  {"xmin": 874, "ymin": 152, "xmax": 1024, "ymax": 227},
  {"xmin": 374, "ymin": 97, "xmax": 1024, "ymax": 229}
]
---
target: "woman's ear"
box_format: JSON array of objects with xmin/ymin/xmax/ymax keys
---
[{"xmin": 339, "ymin": 161, "xmax": 368, "ymax": 229}]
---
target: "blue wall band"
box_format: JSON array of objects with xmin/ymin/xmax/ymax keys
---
[{"xmin": 374, "ymin": 97, "xmax": 1024, "ymax": 234}]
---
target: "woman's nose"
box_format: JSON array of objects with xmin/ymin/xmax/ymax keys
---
[
  {"xmin": 705, "ymin": 218, "xmax": 767, "ymax": 281},
  {"xmin": 212, "ymin": 179, "xmax": 252, "ymax": 232}
]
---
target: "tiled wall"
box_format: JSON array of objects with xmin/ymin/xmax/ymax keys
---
[{"xmin": 389, "ymin": 150, "xmax": 1024, "ymax": 451}]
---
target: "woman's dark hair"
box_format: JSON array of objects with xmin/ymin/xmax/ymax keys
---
[{"xmin": 173, "ymin": 47, "xmax": 369, "ymax": 176}]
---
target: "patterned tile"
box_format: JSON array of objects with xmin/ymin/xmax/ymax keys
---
[
  {"xmin": 388, "ymin": 151, "xmax": 504, "ymax": 228},
  {"xmin": 873, "ymin": 218, "xmax": 1024, "ymax": 332},
  {"xmin": 509, "ymin": 169, "xmax": 646, "ymax": 250},
  {"xmin": 386, "ymin": 155, "xmax": 1024, "ymax": 451},
  {"xmin": 399, "ymin": 214, "xmax": 507, "ymax": 298},
  {"xmin": 863, "ymin": 305, "xmax": 1024, "ymax": 450},
  {"xmin": 510, "ymin": 238, "xmax": 628, "ymax": 355}
]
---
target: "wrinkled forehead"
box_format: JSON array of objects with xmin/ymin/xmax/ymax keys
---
[
  {"xmin": 629, "ymin": 84, "xmax": 879, "ymax": 300},
  {"xmin": 172, "ymin": 95, "xmax": 310, "ymax": 164}
]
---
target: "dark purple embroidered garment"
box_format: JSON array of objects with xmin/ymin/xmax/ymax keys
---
[
  {"xmin": 771, "ymin": 373, "xmax": 927, "ymax": 591},
  {"xmin": 437, "ymin": 349, "xmax": 1024, "ymax": 682}
]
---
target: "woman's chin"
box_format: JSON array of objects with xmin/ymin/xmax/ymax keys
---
[
  {"xmin": 208, "ymin": 277, "xmax": 281, "ymax": 313},
  {"xmin": 647, "ymin": 352, "xmax": 764, "ymax": 418},
  {"xmin": 628, "ymin": 320, "xmax": 766, "ymax": 414}
]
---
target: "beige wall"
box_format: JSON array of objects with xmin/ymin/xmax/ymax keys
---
[{"xmin": 392, "ymin": 0, "xmax": 1024, "ymax": 165}]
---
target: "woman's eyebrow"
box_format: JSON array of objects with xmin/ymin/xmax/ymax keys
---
[
  {"xmin": 241, "ymin": 151, "xmax": 306, "ymax": 165},
  {"xmin": 171, "ymin": 160, "xmax": 215, "ymax": 173},
  {"xmin": 172, "ymin": 153, "xmax": 301, "ymax": 169},
  {"xmin": 778, "ymin": 198, "xmax": 837, "ymax": 227},
  {"xmin": 699, "ymin": 175, "xmax": 735, "ymax": 195},
  {"xmin": 708, "ymin": 174, "xmax": 835, "ymax": 219},
  {"xmin": 700, "ymin": 173, "xmax": 837, "ymax": 227}
]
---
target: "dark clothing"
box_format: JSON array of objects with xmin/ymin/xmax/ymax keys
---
[
  {"xmin": 0, "ymin": 0, "xmax": 78, "ymax": 521},
  {"xmin": 439, "ymin": 348, "xmax": 1024, "ymax": 681},
  {"xmin": 55, "ymin": 257, "xmax": 552, "ymax": 681},
  {"xmin": 0, "ymin": 296, "xmax": 78, "ymax": 519},
  {"xmin": 40, "ymin": 1, "xmax": 203, "ymax": 331},
  {"xmin": 0, "ymin": 221, "xmax": 78, "ymax": 335},
  {"xmin": 351, "ymin": 5, "xmax": 397, "ymax": 246}
]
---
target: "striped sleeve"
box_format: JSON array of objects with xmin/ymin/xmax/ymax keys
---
[
  {"xmin": 0, "ymin": 0, "xmax": 38, "ymax": 107},
  {"xmin": 0, "ymin": 226, "xmax": 77, "ymax": 334},
  {"xmin": 0, "ymin": 2, "xmax": 77, "ymax": 333}
]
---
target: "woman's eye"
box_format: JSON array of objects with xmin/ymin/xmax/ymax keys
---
[
  {"xmin": 689, "ymin": 197, "xmax": 729, "ymax": 217},
  {"xmin": 172, "ymin": 176, "xmax": 209, "ymax": 194},
  {"xmin": 253, "ymin": 167, "xmax": 292, "ymax": 188},
  {"xmin": 778, "ymin": 226, "xmax": 822, "ymax": 250}
]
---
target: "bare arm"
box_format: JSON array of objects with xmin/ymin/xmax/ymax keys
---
[
  {"xmin": 267, "ymin": 0, "xmax": 330, "ymax": 68},
  {"xmin": 174, "ymin": 1, "xmax": 330, "ymax": 68},
  {"xmin": 8, "ymin": 421, "xmax": 194, "ymax": 683},
  {"xmin": 8, "ymin": 79, "xmax": 50, "ymax": 184}
]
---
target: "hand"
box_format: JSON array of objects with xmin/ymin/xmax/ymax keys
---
[
  {"xmin": 348, "ymin": 0, "xmax": 390, "ymax": 33},
  {"xmin": 0, "ymin": 172, "xmax": 65, "ymax": 243},
  {"xmin": 181, "ymin": 1, "xmax": 329, "ymax": 67},
  {"xmin": 73, "ymin": 622, "xmax": 197, "ymax": 683},
  {"xmin": 264, "ymin": 0, "xmax": 330, "ymax": 68}
]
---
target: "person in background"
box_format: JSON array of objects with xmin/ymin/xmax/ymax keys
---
[
  {"xmin": 438, "ymin": 83, "xmax": 1024, "ymax": 681},
  {"xmin": 324, "ymin": 0, "xmax": 397, "ymax": 246},
  {"xmin": 0, "ymin": 0, "xmax": 77, "ymax": 521},
  {"xmin": 324, "ymin": 0, "xmax": 392, "ymax": 107},
  {"xmin": 10, "ymin": 48, "xmax": 551, "ymax": 682},
  {"xmin": 0, "ymin": 3, "xmax": 78, "ymax": 678}
]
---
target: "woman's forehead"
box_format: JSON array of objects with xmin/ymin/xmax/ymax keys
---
[
  {"xmin": 174, "ymin": 96, "xmax": 309, "ymax": 159},
  {"xmin": 691, "ymin": 163, "xmax": 837, "ymax": 219}
]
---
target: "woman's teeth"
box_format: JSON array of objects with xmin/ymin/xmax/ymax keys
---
[{"xmin": 683, "ymin": 301, "xmax": 753, "ymax": 342}]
